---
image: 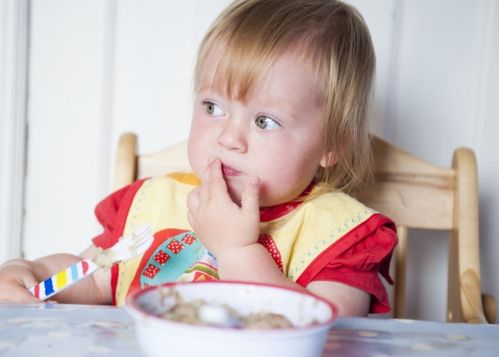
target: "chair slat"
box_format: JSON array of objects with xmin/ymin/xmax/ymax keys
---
[
  {"xmin": 361, "ymin": 179, "xmax": 454, "ymax": 230},
  {"xmin": 138, "ymin": 141, "xmax": 190, "ymax": 179},
  {"xmin": 360, "ymin": 136, "xmax": 456, "ymax": 230}
]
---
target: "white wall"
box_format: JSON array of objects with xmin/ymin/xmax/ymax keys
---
[
  {"xmin": 1, "ymin": 0, "xmax": 497, "ymax": 322},
  {"xmin": 23, "ymin": 0, "xmax": 230, "ymax": 257},
  {"xmin": 0, "ymin": 0, "xmax": 28, "ymax": 262},
  {"xmin": 24, "ymin": 0, "xmax": 114, "ymax": 257}
]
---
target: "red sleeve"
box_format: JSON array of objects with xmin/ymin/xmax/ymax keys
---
[
  {"xmin": 91, "ymin": 179, "xmax": 146, "ymax": 305},
  {"xmin": 296, "ymin": 214, "xmax": 397, "ymax": 314},
  {"xmin": 91, "ymin": 179, "xmax": 146, "ymax": 249}
]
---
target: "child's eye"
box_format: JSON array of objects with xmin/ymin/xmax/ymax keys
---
[
  {"xmin": 255, "ymin": 115, "xmax": 280, "ymax": 130},
  {"xmin": 203, "ymin": 101, "xmax": 224, "ymax": 116}
]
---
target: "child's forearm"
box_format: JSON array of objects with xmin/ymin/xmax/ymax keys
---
[
  {"xmin": 214, "ymin": 245, "xmax": 370, "ymax": 317},
  {"xmin": 215, "ymin": 244, "xmax": 306, "ymax": 292},
  {"xmin": 31, "ymin": 252, "xmax": 112, "ymax": 304},
  {"xmin": 0, "ymin": 252, "xmax": 111, "ymax": 305}
]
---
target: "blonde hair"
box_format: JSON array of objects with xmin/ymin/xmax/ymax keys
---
[{"xmin": 194, "ymin": 0, "xmax": 375, "ymax": 194}]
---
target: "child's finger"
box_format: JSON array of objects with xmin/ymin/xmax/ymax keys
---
[
  {"xmin": 208, "ymin": 158, "xmax": 223, "ymax": 180},
  {"xmin": 241, "ymin": 177, "xmax": 260, "ymax": 216},
  {"xmin": 207, "ymin": 159, "xmax": 228, "ymax": 197},
  {"xmin": 7, "ymin": 285, "xmax": 43, "ymax": 304},
  {"xmin": 21, "ymin": 275, "xmax": 46, "ymax": 303},
  {"xmin": 18, "ymin": 294, "xmax": 43, "ymax": 304},
  {"xmin": 198, "ymin": 159, "xmax": 220, "ymax": 201},
  {"xmin": 202, "ymin": 157, "xmax": 216, "ymax": 177}
]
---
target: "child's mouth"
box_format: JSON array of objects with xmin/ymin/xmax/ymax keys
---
[{"xmin": 221, "ymin": 164, "xmax": 241, "ymax": 177}]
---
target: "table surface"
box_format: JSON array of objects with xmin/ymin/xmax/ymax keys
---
[{"xmin": 0, "ymin": 303, "xmax": 498, "ymax": 357}]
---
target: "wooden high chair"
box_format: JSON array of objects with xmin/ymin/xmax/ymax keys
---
[{"xmin": 113, "ymin": 132, "xmax": 496, "ymax": 323}]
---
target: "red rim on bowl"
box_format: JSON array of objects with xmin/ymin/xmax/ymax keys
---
[{"xmin": 125, "ymin": 280, "xmax": 338, "ymax": 334}]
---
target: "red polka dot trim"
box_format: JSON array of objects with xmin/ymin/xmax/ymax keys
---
[{"xmin": 258, "ymin": 234, "xmax": 283, "ymax": 272}]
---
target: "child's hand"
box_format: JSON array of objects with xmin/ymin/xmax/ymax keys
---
[
  {"xmin": 0, "ymin": 260, "xmax": 43, "ymax": 303},
  {"xmin": 187, "ymin": 159, "xmax": 261, "ymax": 257}
]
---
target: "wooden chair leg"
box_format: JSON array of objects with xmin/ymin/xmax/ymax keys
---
[
  {"xmin": 482, "ymin": 293, "xmax": 496, "ymax": 324},
  {"xmin": 460, "ymin": 269, "xmax": 487, "ymax": 323},
  {"xmin": 394, "ymin": 226, "xmax": 408, "ymax": 319}
]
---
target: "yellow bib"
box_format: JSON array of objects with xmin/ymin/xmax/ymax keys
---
[{"xmin": 114, "ymin": 174, "xmax": 375, "ymax": 306}]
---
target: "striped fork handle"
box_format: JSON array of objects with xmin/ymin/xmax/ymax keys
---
[{"xmin": 29, "ymin": 259, "xmax": 100, "ymax": 300}]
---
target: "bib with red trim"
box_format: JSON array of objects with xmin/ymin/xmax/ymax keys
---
[{"xmin": 113, "ymin": 173, "xmax": 376, "ymax": 306}]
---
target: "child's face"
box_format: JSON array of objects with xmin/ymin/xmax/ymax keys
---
[{"xmin": 188, "ymin": 48, "xmax": 328, "ymax": 207}]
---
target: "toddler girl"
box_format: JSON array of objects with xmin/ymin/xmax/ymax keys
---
[{"xmin": 0, "ymin": 0, "xmax": 397, "ymax": 316}]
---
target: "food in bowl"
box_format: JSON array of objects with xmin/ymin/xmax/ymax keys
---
[
  {"xmin": 157, "ymin": 288, "xmax": 294, "ymax": 329},
  {"xmin": 126, "ymin": 281, "xmax": 337, "ymax": 357}
]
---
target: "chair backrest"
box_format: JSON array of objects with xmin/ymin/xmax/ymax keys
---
[{"xmin": 113, "ymin": 132, "xmax": 495, "ymax": 323}]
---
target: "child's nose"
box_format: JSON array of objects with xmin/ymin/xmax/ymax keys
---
[{"xmin": 217, "ymin": 120, "xmax": 248, "ymax": 153}]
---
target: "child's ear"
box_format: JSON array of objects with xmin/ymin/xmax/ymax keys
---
[{"xmin": 320, "ymin": 151, "xmax": 338, "ymax": 168}]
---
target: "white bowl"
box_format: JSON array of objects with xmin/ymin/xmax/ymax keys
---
[{"xmin": 126, "ymin": 281, "xmax": 337, "ymax": 357}]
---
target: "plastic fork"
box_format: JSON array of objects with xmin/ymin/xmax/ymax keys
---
[{"xmin": 29, "ymin": 225, "xmax": 154, "ymax": 301}]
